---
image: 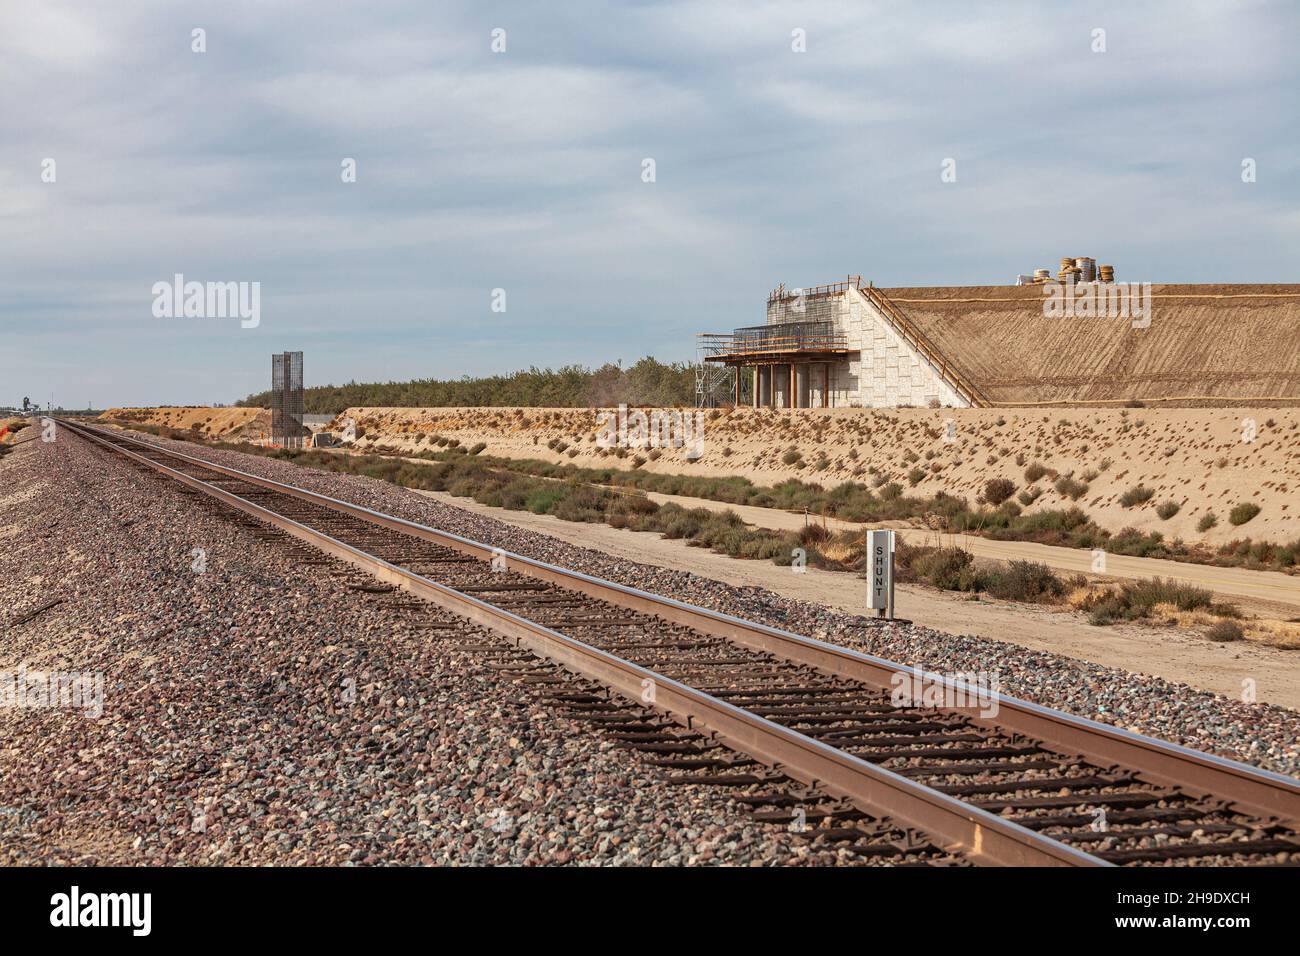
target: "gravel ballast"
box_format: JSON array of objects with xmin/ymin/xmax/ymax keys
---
[{"xmin": 0, "ymin": 435, "xmax": 859, "ymax": 866}]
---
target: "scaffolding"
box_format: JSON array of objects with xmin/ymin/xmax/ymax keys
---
[
  {"xmin": 700, "ymin": 321, "xmax": 848, "ymax": 362},
  {"xmin": 270, "ymin": 351, "xmax": 305, "ymax": 448},
  {"xmin": 695, "ymin": 337, "xmax": 743, "ymax": 407}
]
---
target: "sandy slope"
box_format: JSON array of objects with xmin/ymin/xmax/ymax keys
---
[
  {"xmin": 100, "ymin": 406, "xmax": 269, "ymax": 441},
  {"xmin": 101, "ymin": 403, "xmax": 1300, "ymax": 545},
  {"xmin": 332, "ymin": 405, "xmax": 1300, "ymax": 545},
  {"xmin": 886, "ymin": 283, "xmax": 1300, "ymax": 404}
]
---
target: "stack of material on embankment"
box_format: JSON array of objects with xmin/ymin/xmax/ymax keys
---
[
  {"xmin": 100, "ymin": 406, "xmax": 270, "ymax": 441},
  {"xmin": 883, "ymin": 284, "xmax": 1300, "ymax": 406}
]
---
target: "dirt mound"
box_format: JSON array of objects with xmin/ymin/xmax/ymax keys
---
[{"xmin": 100, "ymin": 406, "xmax": 270, "ymax": 441}]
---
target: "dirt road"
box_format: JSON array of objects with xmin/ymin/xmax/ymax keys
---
[{"xmin": 640, "ymin": 490, "xmax": 1300, "ymax": 616}]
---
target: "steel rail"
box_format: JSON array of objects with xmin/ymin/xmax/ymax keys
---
[
  {"xmin": 64, "ymin": 420, "xmax": 1300, "ymax": 825},
  {"xmin": 61, "ymin": 419, "xmax": 1104, "ymax": 866}
]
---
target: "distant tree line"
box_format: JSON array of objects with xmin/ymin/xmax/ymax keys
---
[{"xmin": 237, "ymin": 357, "xmax": 700, "ymax": 413}]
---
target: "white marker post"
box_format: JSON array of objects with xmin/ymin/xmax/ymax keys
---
[{"xmin": 867, "ymin": 529, "xmax": 896, "ymax": 619}]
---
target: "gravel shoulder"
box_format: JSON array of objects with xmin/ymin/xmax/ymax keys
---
[{"xmin": 98, "ymin": 430, "xmax": 1300, "ymax": 778}]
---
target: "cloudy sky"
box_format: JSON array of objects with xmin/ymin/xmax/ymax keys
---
[{"xmin": 2, "ymin": 1, "xmax": 1296, "ymax": 407}]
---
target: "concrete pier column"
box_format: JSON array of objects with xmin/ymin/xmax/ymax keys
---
[{"xmin": 795, "ymin": 364, "xmax": 811, "ymax": 409}]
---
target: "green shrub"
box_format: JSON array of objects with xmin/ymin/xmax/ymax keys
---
[
  {"xmin": 523, "ymin": 486, "xmax": 567, "ymax": 514},
  {"xmin": 1016, "ymin": 487, "xmax": 1042, "ymax": 507},
  {"xmin": 1119, "ymin": 485, "xmax": 1154, "ymax": 507},
  {"xmin": 1054, "ymin": 476, "xmax": 1089, "ymax": 500},
  {"xmin": 1088, "ymin": 598, "xmax": 1127, "ymax": 626},
  {"xmin": 1001, "ymin": 506, "xmax": 1093, "ymax": 540},
  {"xmin": 1122, "ymin": 577, "xmax": 1213, "ymax": 614},
  {"xmin": 912, "ymin": 548, "xmax": 974, "ymax": 591},
  {"xmin": 550, "ymin": 486, "xmax": 610, "ymax": 522},
  {"xmin": 907, "ymin": 467, "xmax": 926, "ymax": 486},
  {"xmin": 1086, "ymin": 577, "xmax": 1223, "ymax": 627},
  {"xmin": 1106, "ymin": 527, "xmax": 1166, "ymax": 557},
  {"xmin": 1024, "ymin": 462, "xmax": 1047, "ymax": 482},
  {"xmin": 1156, "ymin": 500, "xmax": 1180, "ymax": 520},
  {"xmin": 1229, "ymin": 502, "xmax": 1261, "ymax": 526},
  {"xmin": 983, "ymin": 560, "xmax": 1066, "ymax": 602},
  {"xmin": 781, "ymin": 449, "xmax": 802, "ymax": 466},
  {"xmin": 1196, "ymin": 512, "xmax": 1217, "ymax": 533}
]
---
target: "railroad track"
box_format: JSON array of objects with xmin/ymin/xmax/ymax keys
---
[{"xmin": 54, "ymin": 420, "xmax": 1300, "ymax": 866}]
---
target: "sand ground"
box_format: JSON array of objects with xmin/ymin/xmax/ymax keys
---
[
  {"xmin": 329, "ymin": 405, "xmax": 1300, "ymax": 546},
  {"xmin": 415, "ymin": 489, "xmax": 1300, "ymax": 710}
]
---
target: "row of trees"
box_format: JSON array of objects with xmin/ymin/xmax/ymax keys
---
[{"xmin": 237, "ymin": 357, "xmax": 701, "ymax": 413}]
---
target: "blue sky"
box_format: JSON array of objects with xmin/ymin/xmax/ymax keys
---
[{"xmin": 2, "ymin": 1, "xmax": 1297, "ymax": 407}]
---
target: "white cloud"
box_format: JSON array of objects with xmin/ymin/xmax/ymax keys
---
[{"xmin": 1, "ymin": 0, "xmax": 1297, "ymax": 405}]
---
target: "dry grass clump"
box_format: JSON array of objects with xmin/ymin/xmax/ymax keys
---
[
  {"xmin": 1071, "ymin": 576, "xmax": 1228, "ymax": 626},
  {"xmin": 1239, "ymin": 619, "xmax": 1300, "ymax": 649},
  {"xmin": 982, "ymin": 477, "xmax": 1016, "ymax": 505},
  {"xmin": 1205, "ymin": 620, "xmax": 1243, "ymax": 643},
  {"xmin": 1065, "ymin": 578, "xmax": 1300, "ymax": 646}
]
